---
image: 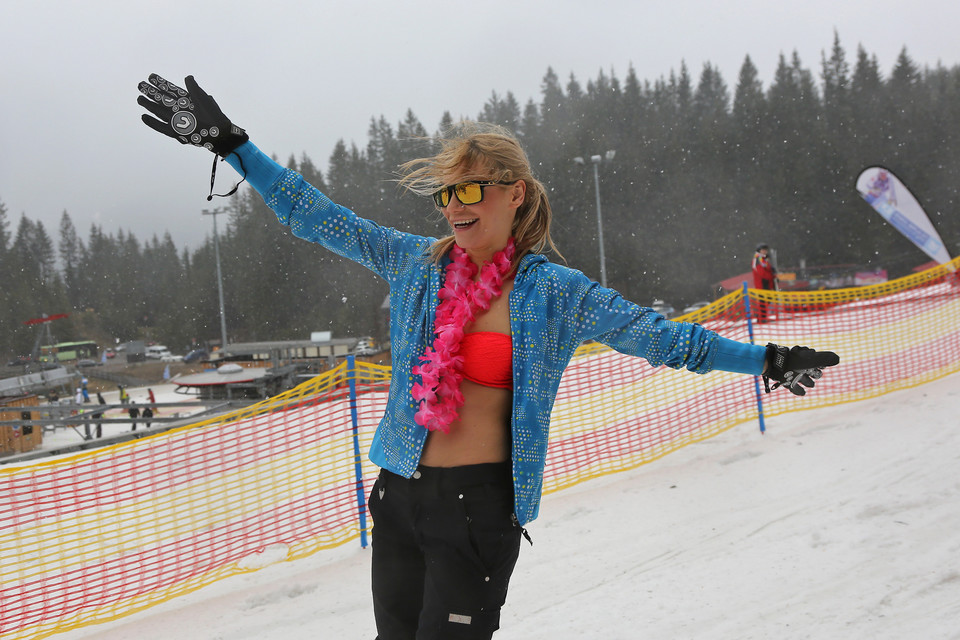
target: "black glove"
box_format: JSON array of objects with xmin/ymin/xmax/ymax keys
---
[
  {"xmin": 137, "ymin": 74, "xmax": 248, "ymax": 157},
  {"xmin": 763, "ymin": 344, "xmax": 839, "ymax": 396}
]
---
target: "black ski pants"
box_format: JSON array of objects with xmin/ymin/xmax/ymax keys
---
[{"xmin": 369, "ymin": 462, "xmax": 522, "ymax": 640}]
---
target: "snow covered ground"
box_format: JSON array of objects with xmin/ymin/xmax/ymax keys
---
[
  {"xmin": 36, "ymin": 383, "xmax": 204, "ymax": 452},
  {"xmin": 53, "ymin": 372, "xmax": 960, "ymax": 640}
]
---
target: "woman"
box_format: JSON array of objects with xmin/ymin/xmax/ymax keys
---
[{"xmin": 138, "ymin": 74, "xmax": 838, "ymax": 639}]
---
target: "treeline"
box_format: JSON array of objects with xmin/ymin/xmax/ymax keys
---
[{"xmin": 2, "ymin": 34, "xmax": 960, "ymax": 359}]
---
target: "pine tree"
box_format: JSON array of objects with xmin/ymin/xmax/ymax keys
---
[
  {"xmin": 9, "ymin": 217, "xmax": 69, "ymax": 354},
  {"xmin": 731, "ymin": 54, "xmax": 767, "ymax": 219},
  {"xmin": 59, "ymin": 211, "xmax": 87, "ymax": 310},
  {"xmin": 0, "ymin": 200, "xmax": 16, "ymax": 356}
]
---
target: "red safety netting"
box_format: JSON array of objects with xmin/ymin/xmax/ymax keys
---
[{"xmin": 1, "ymin": 258, "xmax": 958, "ymax": 640}]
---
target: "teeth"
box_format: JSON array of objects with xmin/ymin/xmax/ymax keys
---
[{"xmin": 454, "ymin": 219, "xmax": 477, "ymax": 228}]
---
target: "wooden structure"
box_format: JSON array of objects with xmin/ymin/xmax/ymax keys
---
[{"xmin": 0, "ymin": 394, "xmax": 43, "ymax": 456}]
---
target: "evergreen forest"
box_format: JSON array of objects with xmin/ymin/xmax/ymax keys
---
[{"xmin": 2, "ymin": 35, "xmax": 959, "ymax": 360}]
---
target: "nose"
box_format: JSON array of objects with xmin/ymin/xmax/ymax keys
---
[{"xmin": 444, "ymin": 194, "xmax": 466, "ymax": 212}]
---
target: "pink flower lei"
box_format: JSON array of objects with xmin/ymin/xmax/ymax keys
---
[{"xmin": 411, "ymin": 238, "xmax": 516, "ymax": 433}]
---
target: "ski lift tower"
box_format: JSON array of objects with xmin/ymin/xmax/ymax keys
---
[{"xmin": 24, "ymin": 313, "xmax": 69, "ymax": 360}]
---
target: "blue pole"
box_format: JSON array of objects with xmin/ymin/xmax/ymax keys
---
[
  {"xmin": 347, "ymin": 355, "xmax": 368, "ymax": 548},
  {"xmin": 743, "ymin": 281, "xmax": 767, "ymax": 434}
]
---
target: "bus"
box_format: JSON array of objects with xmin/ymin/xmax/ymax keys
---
[{"xmin": 40, "ymin": 341, "xmax": 99, "ymax": 363}]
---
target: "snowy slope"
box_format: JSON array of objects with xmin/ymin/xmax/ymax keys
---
[{"xmin": 54, "ymin": 372, "xmax": 960, "ymax": 640}]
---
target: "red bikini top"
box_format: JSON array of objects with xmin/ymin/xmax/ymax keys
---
[{"xmin": 459, "ymin": 332, "xmax": 513, "ymax": 389}]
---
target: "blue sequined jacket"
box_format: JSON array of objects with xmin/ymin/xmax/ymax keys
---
[{"xmin": 227, "ymin": 142, "xmax": 766, "ymax": 525}]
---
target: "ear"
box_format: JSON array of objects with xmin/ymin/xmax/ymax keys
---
[{"xmin": 509, "ymin": 179, "xmax": 527, "ymax": 209}]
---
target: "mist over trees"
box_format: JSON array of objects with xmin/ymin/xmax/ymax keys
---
[{"xmin": 2, "ymin": 35, "xmax": 959, "ymax": 359}]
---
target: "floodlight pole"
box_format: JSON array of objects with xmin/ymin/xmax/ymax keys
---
[
  {"xmin": 202, "ymin": 208, "xmax": 228, "ymax": 350},
  {"xmin": 573, "ymin": 150, "xmax": 616, "ymax": 288}
]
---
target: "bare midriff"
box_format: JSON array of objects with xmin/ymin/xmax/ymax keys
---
[
  {"xmin": 419, "ymin": 379, "xmax": 512, "ymax": 466},
  {"xmin": 419, "ymin": 275, "xmax": 514, "ymax": 467}
]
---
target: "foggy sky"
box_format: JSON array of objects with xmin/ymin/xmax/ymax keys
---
[{"xmin": 2, "ymin": 0, "xmax": 959, "ymax": 251}]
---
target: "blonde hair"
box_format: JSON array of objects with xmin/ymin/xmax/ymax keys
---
[{"xmin": 398, "ymin": 121, "xmax": 561, "ymax": 263}]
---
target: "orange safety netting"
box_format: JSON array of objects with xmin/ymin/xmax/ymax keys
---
[{"xmin": 2, "ymin": 258, "xmax": 959, "ymax": 640}]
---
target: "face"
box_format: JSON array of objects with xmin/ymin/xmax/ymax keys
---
[{"xmin": 438, "ymin": 164, "xmax": 526, "ymax": 262}]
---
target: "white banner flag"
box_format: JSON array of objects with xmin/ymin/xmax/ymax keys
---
[{"xmin": 855, "ymin": 166, "xmax": 951, "ymax": 265}]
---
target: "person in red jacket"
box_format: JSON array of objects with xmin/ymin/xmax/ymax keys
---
[{"xmin": 752, "ymin": 243, "xmax": 777, "ymax": 322}]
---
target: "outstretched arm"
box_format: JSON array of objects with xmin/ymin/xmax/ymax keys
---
[
  {"xmin": 136, "ymin": 73, "xmax": 432, "ymax": 280},
  {"xmin": 563, "ymin": 272, "xmax": 839, "ymax": 394}
]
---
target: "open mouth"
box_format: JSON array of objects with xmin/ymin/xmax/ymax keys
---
[{"xmin": 452, "ymin": 218, "xmax": 478, "ymax": 230}]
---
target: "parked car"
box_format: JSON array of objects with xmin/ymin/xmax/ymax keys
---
[
  {"xmin": 354, "ymin": 337, "xmax": 377, "ymax": 356},
  {"xmin": 145, "ymin": 345, "xmax": 172, "ymax": 359},
  {"xmin": 183, "ymin": 348, "xmax": 209, "ymax": 363},
  {"xmin": 104, "ymin": 348, "xmax": 116, "ymax": 359},
  {"xmin": 6, "ymin": 355, "xmax": 33, "ymax": 366},
  {"xmin": 77, "ymin": 358, "xmax": 100, "ymax": 368},
  {"xmin": 160, "ymin": 353, "xmax": 183, "ymax": 362}
]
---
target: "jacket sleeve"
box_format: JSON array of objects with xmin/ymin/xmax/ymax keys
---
[
  {"xmin": 554, "ymin": 266, "xmax": 765, "ymax": 375},
  {"xmin": 226, "ymin": 141, "xmax": 432, "ymax": 280}
]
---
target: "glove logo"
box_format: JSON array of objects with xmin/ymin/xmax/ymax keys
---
[{"xmin": 171, "ymin": 111, "xmax": 197, "ymax": 136}]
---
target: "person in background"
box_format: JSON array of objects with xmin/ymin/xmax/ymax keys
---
[
  {"xmin": 81, "ymin": 375, "xmax": 90, "ymax": 402},
  {"xmin": 75, "ymin": 387, "xmax": 89, "ymax": 439},
  {"xmin": 95, "ymin": 392, "xmax": 107, "ymax": 438},
  {"xmin": 118, "ymin": 385, "xmax": 129, "ymax": 405},
  {"xmin": 148, "ymin": 388, "xmax": 156, "ymax": 405},
  {"xmin": 128, "ymin": 401, "xmax": 139, "ymax": 431},
  {"xmin": 142, "ymin": 405, "xmax": 154, "ymax": 428},
  {"xmin": 752, "ymin": 243, "xmax": 777, "ymax": 323},
  {"xmin": 138, "ymin": 74, "xmax": 840, "ymax": 640}
]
